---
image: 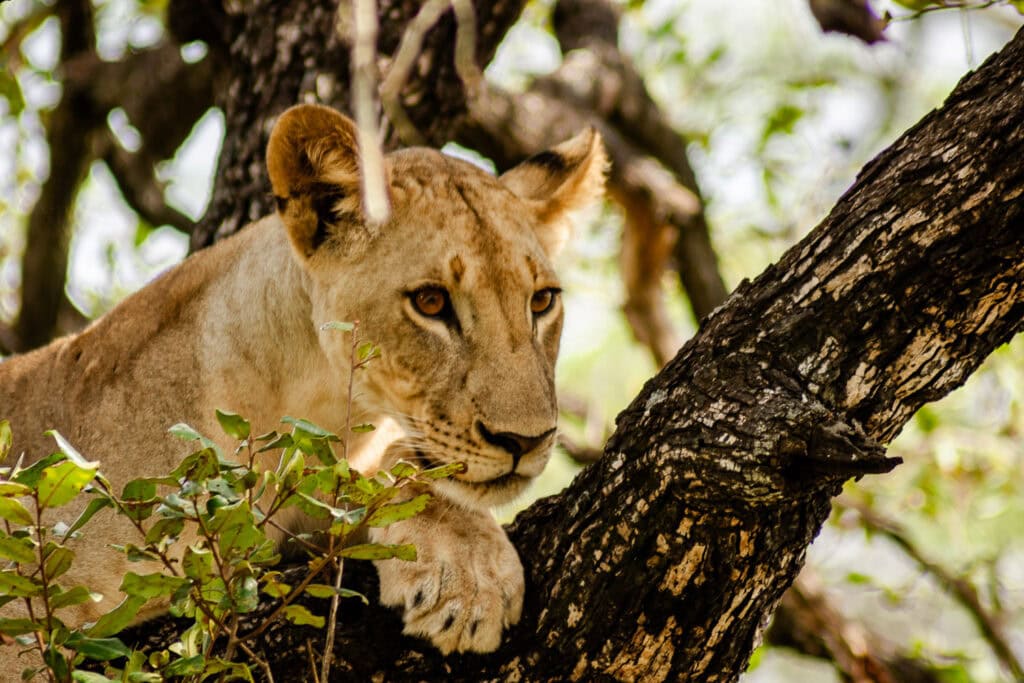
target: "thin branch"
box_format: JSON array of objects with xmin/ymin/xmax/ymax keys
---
[
  {"xmin": 450, "ymin": 0, "xmax": 482, "ymax": 100},
  {"xmin": 887, "ymin": 0, "xmax": 1005, "ymax": 21},
  {"xmin": 101, "ymin": 138, "xmax": 193, "ymax": 234},
  {"xmin": 237, "ymin": 640, "xmax": 274, "ymax": 683},
  {"xmin": 378, "ymin": 0, "xmax": 449, "ymax": 146},
  {"xmin": 840, "ymin": 497, "xmax": 1024, "ymax": 681},
  {"xmin": 350, "ymin": 0, "xmax": 391, "ymax": 225}
]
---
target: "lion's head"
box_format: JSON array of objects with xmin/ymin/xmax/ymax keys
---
[{"xmin": 266, "ymin": 104, "xmax": 605, "ymax": 506}]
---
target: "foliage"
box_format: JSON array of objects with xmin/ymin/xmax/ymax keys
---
[{"xmin": 0, "ymin": 414, "xmax": 456, "ymax": 682}]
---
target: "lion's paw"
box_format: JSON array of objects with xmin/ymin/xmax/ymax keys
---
[{"xmin": 371, "ymin": 503, "xmax": 524, "ymax": 654}]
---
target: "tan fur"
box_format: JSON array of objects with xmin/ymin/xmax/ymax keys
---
[{"xmin": 0, "ymin": 104, "xmax": 605, "ymax": 659}]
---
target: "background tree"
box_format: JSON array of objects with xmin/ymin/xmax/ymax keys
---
[{"xmin": 2, "ymin": 0, "xmax": 1024, "ymax": 680}]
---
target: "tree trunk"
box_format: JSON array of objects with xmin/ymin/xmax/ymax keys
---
[{"xmin": 122, "ymin": 22, "xmax": 1024, "ymax": 683}]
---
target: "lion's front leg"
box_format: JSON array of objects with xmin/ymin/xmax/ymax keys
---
[{"xmin": 370, "ymin": 496, "xmax": 524, "ymax": 654}]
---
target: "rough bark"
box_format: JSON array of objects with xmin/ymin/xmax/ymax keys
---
[
  {"xmin": 121, "ymin": 24, "xmax": 1024, "ymax": 683},
  {"xmin": 182, "ymin": 0, "xmax": 527, "ymax": 250}
]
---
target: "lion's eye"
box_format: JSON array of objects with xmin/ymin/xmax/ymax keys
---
[
  {"xmin": 411, "ymin": 287, "xmax": 451, "ymax": 318},
  {"xmin": 531, "ymin": 288, "xmax": 560, "ymax": 316}
]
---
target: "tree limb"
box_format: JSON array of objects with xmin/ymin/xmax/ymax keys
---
[
  {"xmin": 13, "ymin": 37, "xmax": 214, "ymax": 350},
  {"xmin": 13, "ymin": 1, "xmax": 99, "ymax": 351}
]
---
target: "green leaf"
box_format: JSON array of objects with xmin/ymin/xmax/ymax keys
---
[
  {"xmin": 389, "ymin": 461, "xmax": 418, "ymax": 478},
  {"xmin": 216, "ymin": 410, "xmax": 251, "ymax": 441},
  {"xmin": 0, "ymin": 420, "xmax": 12, "ymax": 463},
  {"xmin": 281, "ymin": 416, "xmax": 336, "ymax": 439},
  {"xmin": 46, "ymin": 431, "xmax": 99, "ymax": 470},
  {"xmin": 44, "ymin": 646, "xmax": 71, "ymax": 681},
  {"xmin": 207, "ymin": 501, "xmax": 263, "ymax": 557},
  {"xmin": 281, "ymin": 604, "xmax": 324, "ymax": 628},
  {"xmin": 168, "ymin": 423, "xmax": 204, "ymax": 441},
  {"xmin": 292, "ymin": 492, "xmax": 348, "ymax": 521},
  {"xmin": 0, "ymin": 570, "xmax": 41, "ymax": 596},
  {"xmin": 351, "ymin": 423, "xmax": 376, "ymax": 433},
  {"xmin": 320, "ymin": 321, "xmax": 355, "ymax": 332},
  {"xmin": 0, "ymin": 535, "xmax": 35, "ymax": 564},
  {"xmin": 182, "ymin": 546, "xmax": 215, "ymax": 583},
  {"xmin": 12, "ymin": 452, "xmax": 65, "ymax": 488},
  {"xmin": 357, "ymin": 341, "xmax": 380, "ymax": 362},
  {"xmin": 0, "ymin": 481, "xmax": 31, "ymax": 497},
  {"xmin": 88, "ymin": 596, "xmax": 147, "ymax": 637},
  {"xmin": 144, "ymin": 517, "xmax": 185, "ymax": 545},
  {"xmin": 256, "ymin": 433, "xmax": 293, "ymax": 452},
  {"xmin": 43, "ymin": 545, "xmax": 74, "ymax": 579},
  {"xmin": 163, "ymin": 655, "xmax": 205, "ymax": 676},
  {"xmin": 340, "ymin": 543, "xmax": 417, "ymax": 561},
  {"xmin": 38, "ymin": 461, "xmax": 97, "ymax": 508},
  {"xmin": 72, "ymin": 672, "xmax": 118, "ymax": 683},
  {"xmin": 121, "ymin": 572, "xmax": 188, "ymax": 600},
  {"xmin": 197, "ymin": 658, "xmax": 255, "ymax": 682},
  {"xmin": 302, "ymin": 584, "xmax": 369, "ymax": 604},
  {"xmin": 122, "ymin": 479, "xmax": 156, "ymax": 501},
  {"xmin": 65, "ymin": 633, "xmax": 131, "ymax": 661},
  {"xmin": 230, "ymin": 574, "xmax": 259, "ymax": 613},
  {"xmin": 0, "ymin": 617, "xmax": 43, "ymax": 635},
  {"xmin": 62, "ymin": 497, "xmax": 114, "ymax": 540},
  {"xmin": 365, "ymin": 494, "xmax": 431, "ymax": 527},
  {"xmin": 50, "ymin": 585, "xmax": 101, "ymax": 610},
  {"xmin": 0, "ymin": 497, "xmax": 33, "ymax": 525},
  {"xmin": 419, "ymin": 462, "xmax": 466, "ymax": 480},
  {"xmin": 170, "ymin": 448, "xmax": 220, "ymax": 483},
  {"xmin": 111, "ymin": 543, "xmax": 162, "ymax": 563}
]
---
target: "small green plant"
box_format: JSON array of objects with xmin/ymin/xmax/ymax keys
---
[{"xmin": 0, "ymin": 323, "xmax": 458, "ymax": 682}]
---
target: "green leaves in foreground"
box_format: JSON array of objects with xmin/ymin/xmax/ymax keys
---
[{"xmin": 0, "ymin": 413, "xmax": 453, "ymax": 682}]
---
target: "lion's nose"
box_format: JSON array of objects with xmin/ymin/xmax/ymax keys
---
[{"xmin": 477, "ymin": 422, "xmax": 555, "ymax": 463}]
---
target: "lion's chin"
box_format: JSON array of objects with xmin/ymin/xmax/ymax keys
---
[{"xmin": 431, "ymin": 473, "xmax": 534, "ymax": 509}]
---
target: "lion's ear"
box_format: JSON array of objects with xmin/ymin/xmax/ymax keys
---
[
  {"xmin": 499, "ymin": 127, "xmax": 607, "ymax": 258},
  {"xmin": 266, "ymin": 104, "xmax": 371, "ymax": 258}
]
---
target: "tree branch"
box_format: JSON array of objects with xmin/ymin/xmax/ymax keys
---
[
  {"xmin": 13, "ymin": 38, "xmax": 214, "ymax": 349},
  {"xmin": 13, "ymin": 1, "xmax": 99, "ymax": 351}
]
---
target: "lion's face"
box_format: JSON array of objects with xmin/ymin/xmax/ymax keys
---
[{"xmin": 267, "ymin": 105, "xmax": 605, "ymax": 506}]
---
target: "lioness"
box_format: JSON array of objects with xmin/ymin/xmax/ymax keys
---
[{"xmin": 0, "ymin": 104, "xmax": 605, "ymax": 659}]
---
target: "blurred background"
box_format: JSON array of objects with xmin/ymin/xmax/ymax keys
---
[{"xmin": 2, "ymin": 0, "xmax": 1024, "ymax": 680}]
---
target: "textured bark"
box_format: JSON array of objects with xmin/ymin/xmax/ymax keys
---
[
  {"xmin": 182, "ymin": 0, "xmax": 527, "ymax": 250},
  {"xmin": 120, "ymin": 25, "xmax": 1024, "ymax": 683}
]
